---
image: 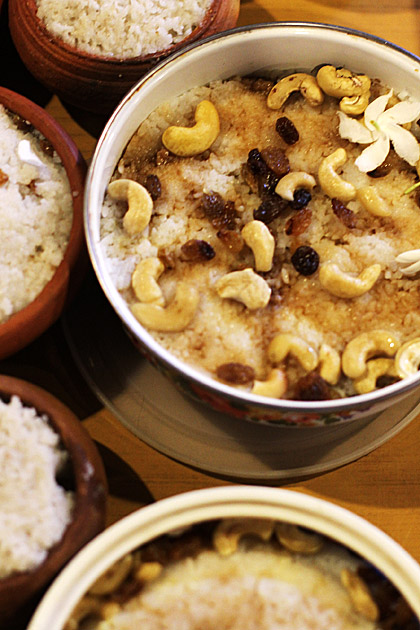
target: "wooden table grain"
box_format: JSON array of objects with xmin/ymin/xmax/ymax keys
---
[{"xmin": 2, "ymin": 1, "xmax": 420, "ymax": 625}]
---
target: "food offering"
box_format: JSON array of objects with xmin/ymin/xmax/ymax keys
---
[
  {"xmin": 64, "ymin": 517, "xmax": 418, "ymax": 630},
  {"xmin": 100, "ymin": 64, "xmax": 420, "ymax": 403}
]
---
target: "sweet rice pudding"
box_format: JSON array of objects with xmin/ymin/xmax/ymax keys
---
[
  {"xmin": 100, "ymin": 66, "xmax": 420, "ymax": 400},
  {"xmin": 0, "ymin": 105, "xmax": 73, "ymax": 325},
  {"xmin": 64, "ymin": 518, "xmax": 417, "ymax": 630}
]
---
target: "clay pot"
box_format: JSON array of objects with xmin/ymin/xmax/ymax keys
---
[
  {"xmin": 8, "ymin": 0, "xmax": 240, "ymax": 115},
  {"xmin": 0, "ymin": 87, "xmax": 86, "ymax": 360},
  {"xmin": 0, "ymin": 374, "xmax": 107, "ymax": 627}
]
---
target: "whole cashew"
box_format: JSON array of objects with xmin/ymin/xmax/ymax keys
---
[
  {"xmin": 131, "ymin": 282, "xmax": 199, "ymax": 332},
  {"xmin": 275, "ymin": 523, "xmax": 324, "ymax": 554},
  {"xmin": 316, "ymin": 65, "xmax": 371, "ymax": 115},
  {"xmin": 162, "ymin": 100, "xmax": 220, "ymax": 156},
  {"xmin": 213, "ymin": 518, "xmax": 275, "ymax": 556},
  {"xmin": 267, "ymin": 73, "xmax": 324, "ymax": 110},
  {"xmin": 252, "ymin": 368, "xmax": 288, "ymax": 398},
  {"xmin": 318, "ymin": 148, "xmax": 356, "ymax": 202},
  {"xmin": 353, "ymin": 358, "xmax": 398, "ymax": 394},
  {"xmin": 394, "ymin": 337, "xmax": 420, "ymax": 378},
  {"xmin": 268, "ymin": 333, "xmax": 318, "ymax": 372},
  {"xmin": 215, "ymin": 268, "xmax": 271, "ymax": 309},
  {"xmin": 342, "ymin": 330, "xmax": 400, "ymax": 379},
  {"xmin": 356, "ymin": 186, "xmax": 390, "ymax": 217},
  {"xmin": 274, "ymin": 171, "xmax": 316, "ymax": 201},
  {"xmin": 131, "ymin": 257, "xmax": 165, "ymax": 305},
  {"xmin": 108, "ymin": 178, "xmax": 153, "ymax": 235},
  {"xmin": 318, "ymin": 343, "xmax": 341, "ymax": 385},
  {"xmin": 341, "ymin": 569, "xmax": 379, "ymax": 622},
  {"xmin": 319, "ymin": 262, "xmax": 381, "ymax": 298},
  {"xmin": 241, "ymin": 220, "xmax": 275, "ymax": 272}
]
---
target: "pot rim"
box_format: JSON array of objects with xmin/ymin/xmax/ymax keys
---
[
  {"xmin": 28, "ymin": 485, "xmax": 420, "ymax": 629},
  {"xmin": 85, "ymin": 21, "xmax": 420, "ymax": 415}
]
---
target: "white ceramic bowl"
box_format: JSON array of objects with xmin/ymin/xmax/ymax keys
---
[
  {"xmin": 28, "ymin": 486, "xmax": 420, "ymax": 629},
  {"xmin": 85, "ymin": 22, "xmax": 420, "ymax": 426}
]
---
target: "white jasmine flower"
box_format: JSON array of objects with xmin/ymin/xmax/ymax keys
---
[
  {"xmin": 395, "ymin": 249, "xmax": 420, "ymax": 276},
  {"xmin": 338, "ymin": 90, "xmax": 420, "ymax": 172}
]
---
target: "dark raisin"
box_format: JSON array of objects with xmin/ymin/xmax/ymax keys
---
[
  {"xmin": 246, "ymin": 148, "xmax": 280, "ymax": 196},
  {"xmin": 247, "ymin": 148, "xmax": 267, "ymax": 175},
  {"xmin": 180, "ymin": 239, "xmax": 215, "ymax": 262},
  {"xmin": 285, "ymin": 207, "xmax": 312, "ymax": 235},
  {"xmin": 216, "ymin": 362, "xmax": 255, "ymax": 385},
  {"xmin": 260, "ymin": 147, "xmax": 290, "ymax": 178},
  {"xmin": 11, "ymin": 113, "xmax": 33, "ymax": 133},
  {"xmin": 331, "ymin": 198, "xmax": 356, "ymax": 229},
  {"xmin": 39, "ymin": 139, "xmax": 54, "ymax": 157},
  {"xmin": 291, "ymin": 245, "xmax": 319, "ymax": 276},
  {"xmin": 158, "ymin": 249, "xmax": 177, "ymax": 269},
  {"xmin": 293, "ymin": 372, "xmax": 332, "ymax": 401},
  {"xmin": 145, "ymin": 174, "xmax": 162, "ymax": 200},
  {"xmin": 216, "ymin": 228, "xmax": 244, "ymax": 254},
  {"xmin": 202, "ymin": 192, "xmax": 237, "ymax": 230},
  {"xmin": 276, "ymin": 116, "xmax": 299, "ymax": 145},
  {"xmin": 242, "ymin": 76, "xmax": 275, "ymax": 95},
  {"xmin": 290, "ymin": 188, "xmax": 312, "ymax": 209},
  {"xmin": 254, "ymin": 195, "xmax": 288, "ymax": 224}
]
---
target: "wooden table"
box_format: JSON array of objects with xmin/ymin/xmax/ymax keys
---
[{"xmin": 2, "ymin": 1, "xmax": 420, "ymax": 625}]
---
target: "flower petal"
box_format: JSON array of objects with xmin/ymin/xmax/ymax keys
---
[
  {"xmin": 386, "ymin": 122, "xmax": 420, "ymax": 165},
  {"xmin": 337, "ymin": 111, "xmax": 373, "ymax": 144},
  {"xmin": 380, "ymin": 100, "xmax": 420, "ymax": 125},
  {"xmin": 355, "ymin": 134, "xmax": 390, "ymax": 172},
  {"xmin": 364, "ymin": 91, "xmax": 392, "ymax": 130}
]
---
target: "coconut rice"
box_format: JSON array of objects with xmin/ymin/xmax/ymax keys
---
[
  {"xmin": 36, "ymin": 0, "xmax": 212, "ymax": 59},
  {"xmin": 65, "ymin": 518, "xmax": 416, "ymax": 630},
  {"xmin": 100, "ymin": 70, "xmax": 420, "ymax": 400},
  {"xmin": 0, "ymin": 104, "xmax": 73, "ymax": 325},
  {"xmin": 0, "ymin": 395, "xmax": 74, "ymax": 579}
]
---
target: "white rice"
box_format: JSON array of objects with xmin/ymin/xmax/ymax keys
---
[
  {"xmin": 36, "ymin": 0, "xmax": 212, "ymax": 59},
  {"xmin": 0, "ymin": 395, "xmax": 74, "ymax": 578},
  {"xmin": 0, "ymin": 105, "xmax": 73, "ymax": 325}
]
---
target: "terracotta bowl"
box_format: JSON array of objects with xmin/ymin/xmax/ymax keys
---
[
  {"xmin": 8, "ymin": 0, "xmax": 240, "ymax": 116},
  {"xmin": 0, "ymin": 87, "xmax": 86, "ymax": 361},
  {"xmin": 86, "ymin": 23, "xmax": 420, "ymax": 427},
  {"xmin": 0, "ymin": 374, "xmax": 107, "ymax": 626},
  {"xmin": 28, "ymin": 487, "xmax": 420, "ymax": 629}
]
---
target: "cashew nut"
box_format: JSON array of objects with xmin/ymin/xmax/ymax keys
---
[
  {"xmin": 215, "ymin": 268, "xmax": 271, "ymax": 309},
  {"xmin": 268, "ymin": 333, "xmax": 318, "ymax": 372},
  {"xmin": 342, "ymin": 330, "xmax": 400, "ymax": 379},
  {"xmin": 319, "ymin": 263, "xmax": 381, "ymax": 298},
  {"xmin": 64, "ymin": 596, "xmax": 105, "ymax": 630},
  {"xmin": 357, "ymin": 186, "xmax": 390, "ymax": 217},
  {"xmin": 274, "ymin": 171, "xmax": 316, "ymax": 201},
  {"xmin": 135, "ymin": 561, "xmax": 163, "ymax": 582},
  {"xmin": 131, "ymin": 282, "xmax": 199, "ymax": 332},
  {"xmin": 318, "ymin": 148, "xmax": 356, "ymax": 202},
  {"xmin": 341, "ymin": 569, "xmax": 379, "ymax": 622},
  {"xmin": 213, "ymin": 518, "xmax": 275, "ymax": 556},
  {"xmin": 353, "ymin": 358, "xmax": 398, "ymax": 394},
  {"xmin": 252, "ymin": 368, "xmax": 288, "ymax": 398},
  {"xmin": 318, "ymin": 343, "xmax": 341, "ymax": 385},
  {"xmin": 162, "ymin": 100, "xmax": 220, "ymax": 156},
  {"xmin": 108, "ymin": 178, "xmax": 153, "ymax": 235},
  {"xmin": 89, "ymin": 554, "xmax": 134, "ymax": 595},
  {"xmin": 394, "ymin": 337, "xmax": 420, "ymax": 378},
  {"xmin": 316, "ymin": 65, "xmax": 371, "ymax": 115},
  {"xmin": 241, "ymin": 220, "xmax": 275, "ymax": 272},
  {"xmin": 275, "ymin": 523, "xmax": 324, "ymax": 554},
  {"xmin": 267, "ymin": 73, "xmax": 324, "ymax": 110},
  {"xmin": 132, "ymin": 257, "xmax": 165, "ymax": 305}
]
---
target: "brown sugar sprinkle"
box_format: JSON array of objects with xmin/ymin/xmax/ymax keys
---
[
  {"xmin": 216, "ymin": 362, "xmax": 255, "ymax": 384},
  {"xmin": 285, "ymin": 206, "xmax": 312, "ymax": 235},
  {"xmin": 331, "ymin": 198, "xmax": 357, "ymax": 229},
  {"xmin": 0, "ymin": 168, "xmax": 8, "ymax": 186}
]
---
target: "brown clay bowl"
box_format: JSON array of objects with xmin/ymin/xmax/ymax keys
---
[
  {"xmin": 0, "ymin": 87, "xmax": 86, "ymax": 361},
  {"xmin": 0, "ymin": 374, "xmax": 107, "ymax": 627},
  {"xmin": 8, "ymin": 0, "xmax": 240, "ymax": 116}
]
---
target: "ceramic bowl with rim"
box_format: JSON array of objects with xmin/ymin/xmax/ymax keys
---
[
  {"xmin": 8, "ymin": 0, "xmax": 240, "ymax": 116},
  {"xmin": 85, "ymin": 22, "xmax": 420, "ymax": 427},
  {"xmin": 0, "ymin": 374, "xmax": 107, "ymax": 627},
  {"xmin": 28, "ymin": 485, "xmax": 420, "ymax": 630},
  {"xmin": 0, "ymin": 87, "xmax": 86, "ymax": 361}
]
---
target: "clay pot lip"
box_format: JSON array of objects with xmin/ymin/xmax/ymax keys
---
[
  {"xmin": 21, "ymin": 0, "xmax": 223, "ymax": 66},
  {"xmin": 0, "ymin": 374, "xmax": 107, "ymax": 620},
  {"xmin": 0, "ymin": 87, "xmax": 87, "ymax": 360}
]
